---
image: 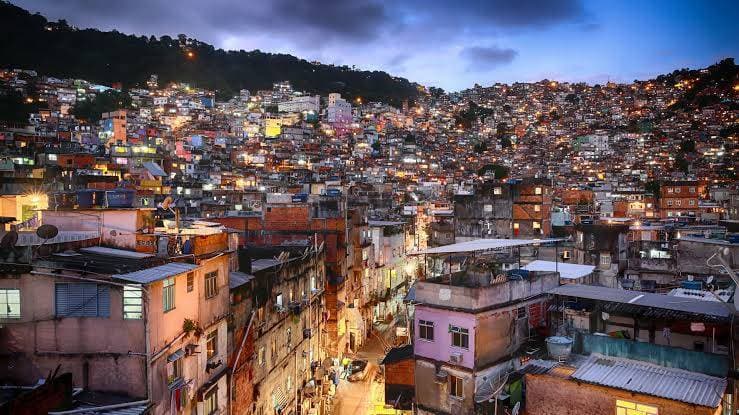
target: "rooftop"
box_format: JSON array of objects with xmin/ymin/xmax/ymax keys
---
[
  {"xmin": 571, "ymin": 354, "xmax": 726, "ymax": 408},
  {"xmin": 548, "ymin": 284, "xmax": 732, "ymax": 322}
]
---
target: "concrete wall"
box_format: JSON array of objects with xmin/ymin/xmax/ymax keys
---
[
  {"xmin": 414, "ymin": 307, "xmax": 476, "ymax": 369},
  {"xmin": 0, "ymin": 271, "xmax": 146, "ymax": 397},
  {"xmin": 525, "ymin": 373, "xmax": 720, "ymax": 415},
  {"xmin": 414, "ymin": 272, "xmax": 558, "ymax": 312},
  {"xmin": 415, "ymin": 359, "xmax": 475, "ymax": 415}
]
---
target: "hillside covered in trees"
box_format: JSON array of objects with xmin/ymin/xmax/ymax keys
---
[{"xmin": 0, "ymin": 1, "xmax": 420, "ymax": 104}]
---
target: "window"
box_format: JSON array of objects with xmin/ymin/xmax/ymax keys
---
[
  {"xmin": 600, "ymin": 253, "xmax": 612, "ymax": 268},
  {"xmin": 675, "ymin": 200, "xmax": 681, "ymax": 207},
  {"xmin": 493, "ymin": 187, "xmax": 502, "ymax": 195},
  {"xmin": 535, "ymin": 187, "xmax": 542, "ymax": 195},
  {"xmin": 275, "ymin": 293, "xmax": 284, "ymax": 308},
  {"xmin": 204, "ymin": 387, "xmax": 218, "ymax": 415},
  {"xmin": 689, "ymin": 187, "xmax": 696, "ymax": 194},
  {"xmin": 123, "ymin": 285, "xmax": 143, "ymax": 319},
  {"xmin": 616, "ymin": 400, "xmax": 657, "ymax": 415},
  {"xmin": 258, "ymin": 346, "xmax": 265, "ymax": 366},
  {"xmin": 206, "ymin": 329, "xmax": 218, "ymax": 360},
  {"xmin": 516, "ymin": 306, "xmax": 527, "ymax": 319},
  {"xmin": 163, "ymin": 277, "xmax": 175, "ymax": 312},
  {"xmin": 450, "ymin": 326, "xmax": 469, "ymax": 349},
  {"xmin": 533, "ymin": 221, "xmax": 541, "ymax": 230},
  {"xmin": 534, "ymin": 204, "xmax": 541, "ymax": 212},
  {"xmin": 483, "ymin": 204, "xmax": 493, "ymax": 213},
  {"xmin": 675, "ymin": 187, "xmax": 681, "ymax": 193},
  {"xmin": 187, "ymin": 272, "xmax": 194, "ymax": 292},
  {"xmin": 419, "ymin": 320, "xmax": 434, "ymax": 341},
  {"xmin": 689, "ymin": 200, "xmax": 695, "ymax": 206},
  {"xmin": 167, "ymin": 352, "xmax": 183, "ymax": 385},
  {"xmin": 667, "ymin": 187, "xmax": 674, "ymax": 194},
  {"xmin": 55, "ymin": 283, "xmax": 109, "ymax": 317},
  {"xmin": 0, "ymin": 288, "xmax": 20, "ymax": 319},
  {"xmin": 205, "ymin": 271, "xmax": 218, "ymax": 299},
  {"xmin": 666, "ymin": 200, "xmax": 673, "ymax": 206},
  {"xmin": 48, "ymin": 154, "xmax": 58, "ymax": 161},
  {"xmin": 450, "ymin": 375, "xmax": 463, "ymax": 398},
  {"xmin": 286, "ymin": 375, "xmax": 292, "ymax": 391}
]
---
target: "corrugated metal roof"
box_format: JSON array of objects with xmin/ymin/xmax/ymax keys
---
[
  {"xmin": 411, "ymin": 238, "xmax": 565, "ymax": 255},
  {"xmin": 522, "ymin": 260, "xmax": 595, "ymax": 280},
  {"xmin": 229, "ymin": 271, "xmax": 254, "ymax": 289},
  {"xmin": 112, "ymin": 262, "xmax": 197, "ymax": 284},
  {"xmin": 80, "ymin": 247, "xmax": 155, "ymax": 259},
  {"xmin": 571, "ymin": 355, "xmax": 726, "ymax": 407},
  {"xmin": 548, "ymin": 284, "xmax": 731, "ymax": 320}
]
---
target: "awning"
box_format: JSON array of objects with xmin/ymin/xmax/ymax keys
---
[
  {"xmin": 410, "ymin": 238, "xmax": 565, "ymax": 255},
  {"xmin": 522, "ymin": 260, "xmax": 595, "ymax": 280},
  {"xmin": 167, "ymin": 349, "xmax": 185, "ymax": 362}
]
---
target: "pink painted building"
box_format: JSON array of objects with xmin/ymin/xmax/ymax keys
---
[{"xmin": 412, "ymin": 259, "xmax": 559, "ymax": 415}]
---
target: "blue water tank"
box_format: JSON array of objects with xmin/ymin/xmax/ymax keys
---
[
  {"xmin": 77, "ymin": 189, "xmax": 96, "ymax": 208},
  {"xmin": 106, "ymin": 189, "xmax": 136, "ymax": 208},
  {"xmin": 292, "ymin": 193, "xmax": 308, "ymax": 203},
  {"xmin": 681, "ymin": 280, "xmax": 702, "ymax": 290}
]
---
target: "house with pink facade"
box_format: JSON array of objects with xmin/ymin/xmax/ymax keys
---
[{"xmin": 411, "ymin": 239, "xmax": 560, "ymax": 415}]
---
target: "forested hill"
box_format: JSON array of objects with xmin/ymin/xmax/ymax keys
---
[{"xmin": 0, "ymin": 1, "xmax": 420, "ymax": 104}]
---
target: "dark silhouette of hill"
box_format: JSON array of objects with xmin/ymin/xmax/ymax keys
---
[{"xmin": 0, "ymin": 1, "xmax": 420, "ymax": 104}]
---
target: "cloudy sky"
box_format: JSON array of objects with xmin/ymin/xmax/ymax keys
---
[{"xmin": 14, "ymin": 0, "xmax": 739, "ymax": 91}]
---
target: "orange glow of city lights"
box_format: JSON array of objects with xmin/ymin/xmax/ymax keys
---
[{"xmin": 186, "ymin": 51, "xmax": 195, "ymax": 59}]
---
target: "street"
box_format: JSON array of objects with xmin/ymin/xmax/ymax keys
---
[{"xmin": 332, "ymin": 324, "xmax": 395, "ymax": 415}]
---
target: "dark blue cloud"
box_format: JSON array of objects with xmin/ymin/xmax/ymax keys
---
[{"xmin": 460, "ymin": 46, "xmax": 518, "ymax": 71}]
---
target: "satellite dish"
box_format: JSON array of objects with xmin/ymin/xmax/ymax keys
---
[
  {"xmin": 110, "ymin": 230, "xmax": 117, "ymax": 237},
  {"xmin": 511, "ymin": 402, "xmax": 521, "ymax": 415},
  {"xmin": 36, "ymin": 224, "xmax": 58, "ymax": 240}
]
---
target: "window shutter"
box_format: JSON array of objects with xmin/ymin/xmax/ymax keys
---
[
  {"xmin": 82, "ymin": 284, "xmax": 98, "ymax": 316},
  {"xmin": 97, "ymin": 285, "xmax": 110, "ymax": 317},
  {"xmin": 55, "ymin": 283, "xmax": 69, "ymax": 316}
]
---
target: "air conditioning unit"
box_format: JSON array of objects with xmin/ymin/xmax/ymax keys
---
[
  {"xmin": 449, "ymin": 352, "xmax": 463, "ymax": 364},
  {"xmin": 434, "ymin": 369, "xmax": 448, "ymax": 383}
]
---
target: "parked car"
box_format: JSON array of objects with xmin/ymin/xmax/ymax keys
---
[{"xmin": 347, "ymin": 359, "xmax": 370, "ymax": 381}]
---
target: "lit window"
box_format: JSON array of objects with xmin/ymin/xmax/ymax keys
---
[
  {"xmin": 493, "ymin": 187, "xmax": 502, "ymax": 195},
  {"xmin": 419, "ymin": 320, "xmax": 434, "ymax": 341},
  {"xmin": 450, "ymin": 375, "xmax": 463, "ymax": 398},
  {"xmin": 450, "ymin": 326, "xmax": 469, "ymax": 349},
  {"xmin": 535, "ymin": 187, "xmax": 542, "ymax": 195},
  {"xmin": 616, "ymin": 400, "xmax": 658, "ymax": 415},
  {"xmin": 48, "ymin": 154, "xmax": 58, "ymax": 161},
  {"xmin": 163, "ymin": 277, "xmax": 175, "ymax": 312},
  {"xmin": 123, "ymin": 285, "xmax": 143, "ymax": 319},
  {"xmin": 206, "ymin": 329, "xmax": 218, "ymax": 360},
  {"xmin": 167, "ymin": 352, "xmax": 183, "ymax": 385},
  {"xmin": 533, "ymin": 221, "xmax": 541, "ymax": 230},
  {"xmin": 204, "ymin": 387, "xmax": 218, "ymax": 415},
  {"xmin": 0, "ymin": 288, "xmax": 20, "ymax": 319},
  {"xmin": 534, "ymin": 204, "xmax": 541, "ymax": 212}
]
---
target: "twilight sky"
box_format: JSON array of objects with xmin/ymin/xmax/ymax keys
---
[{"xmin": 14, "ymin": 0, "xmax": 739, "ymax": 91}]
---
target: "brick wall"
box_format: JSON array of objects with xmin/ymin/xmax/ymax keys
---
[{"xmin": 525, "ymin": 373, "xmax": 719, "ymax": 415}]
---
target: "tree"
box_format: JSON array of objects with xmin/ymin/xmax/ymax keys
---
[
  {"xmin": 477, "ymin": 164, "xmax": 510, "ymax": 179},
  {"xmin": 679, "ymin": 139, "xmax": 695, "ymax": 153},
  {"xmin": 72, "ymin": 90, "xmax": 132, "ymax": 122},
  {"xmin": 644, "ymin": 180, "xmax": 660, "ymax": 197}
]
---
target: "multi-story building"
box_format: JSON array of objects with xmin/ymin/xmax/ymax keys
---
[
  {"xmin": 0, "ymin": 209, "xmax": 233, "ymax": 415},
  {"xmin": 411, "ymin": 239, "xmax": 558, "ymax": 414},
  {"xmin": 278, "ymin": 95, "xmax": 320, "ymax": 114},
  {"xmin": 230, "ymin": 245, "xmax": 326, "ymax": 415},
  {"xmin": 659, "ymin": 180, "xmax": 705, "ymax": 219}
]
